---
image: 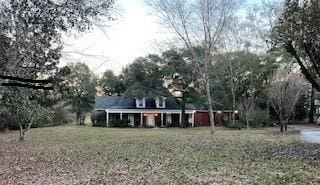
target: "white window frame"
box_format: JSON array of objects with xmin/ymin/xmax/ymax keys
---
[
  {"xmin": 156, "ymin": 97, "xmax": 166, "ymax": 108},
  {"xmin": 136, "ymin": 98, "xmax": 146, "ymax": 108}
]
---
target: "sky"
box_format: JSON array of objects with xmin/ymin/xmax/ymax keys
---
[
  {"xmin": 61, "ymin": 0, "xmax": 266, "ymax": 76},
  {"xmin": 61, "ymin": 0, "xmax": 170, "ymax": 75}
]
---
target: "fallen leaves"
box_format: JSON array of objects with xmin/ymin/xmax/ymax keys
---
[{"xmin": 0, "ymin": 126, "xmax": 319, "ymax": 184}]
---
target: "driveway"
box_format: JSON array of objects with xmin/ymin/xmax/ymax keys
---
[{"xmin": 292, "ymin": 125, "xmax": 320, "ymax": 144}]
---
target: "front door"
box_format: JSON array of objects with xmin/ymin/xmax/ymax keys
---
[{"xmin": 146, "ymin": 114, "xmax": 155, "ymax": 127}]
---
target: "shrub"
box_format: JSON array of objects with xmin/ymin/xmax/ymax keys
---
[
  {"xmin": 111, "ymin": 119, "xmax": 130, "ymax": 128},
  {"xmin": 92, "ymin": 111, "xmax": 107, "ymax": 127},
  {"xmin": 250, "ymin": 109, "xmax": 271, "ymax": 128},
  {"xmin": 92, "ymin": 121, "xmax": 106, "ymax": 127},
  {"xmin": 0, "ymin": 109, "xmax": 20, "ymax": 130},
  {"xmin": 33, "ymin": 106, "xmax": 72, "ymax": 128},
  {"xmin": 0, "ymin": 109, "xmax": 17, "ymax": 131},
  {"xmin": 222, "ymin": 120, "xmax": 244, "ymax": 130}
]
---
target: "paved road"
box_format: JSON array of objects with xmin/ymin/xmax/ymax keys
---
[{"xmin": 300, "ymin": 128, "xmax": 320, "ymax": 144}]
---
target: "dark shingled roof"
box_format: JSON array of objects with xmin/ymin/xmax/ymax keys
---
[{"xmin": 95, "ymin": 96, "xmax": 182, "ymax": 110}]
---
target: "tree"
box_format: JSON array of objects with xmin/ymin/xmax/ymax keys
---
[
  {"xmin": 64, "ymin": 63, "xmax": 96, "ymax": 125},
  {"xmin": 100, "ymin": 70, "xmax": 126, "ymax": 96},
  {"xmin": 213, "ymin": 51, "xmax": 281, "ymax": 128},
  {"xmin": 0, "ymin": 0, "xmax": 115, "ymax": 89},
  {"xmin": 147, "ymin": 0, "xmax": 242, "ymax": 134},
  {"xmin": 161, "ymin": 49, "xmax": 201, "ymax": 127},
  {"xmin": 2, "ymin": 88, "xmax": 53, "ymax": 140},
  {"xmin": 273, "ymin": 0, "xmax": 320, "ymax": 91},
  {"xmin": 268, "ymin": 64, "xmax": 306, "ymax": 132},
  {"xmin": 123, "ymin": 55, "xmax": 167, "ymax": 98}
]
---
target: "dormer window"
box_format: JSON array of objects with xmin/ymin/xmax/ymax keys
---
[
  {"xmin": 136, "ymin": 98, "xmax": 146, "ymax": 108},
  {"xmin": 156, "ymin": 97, "xmax": 166, "ymax": 108}
]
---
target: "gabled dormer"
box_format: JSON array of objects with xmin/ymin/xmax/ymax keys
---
[
  {"xmin": 135, "ymin": 98, "xmax": 146, "ymax": 108},
  {"xmin": 156, "ymin": 96, "xmax": 166, "ymax": 108}
]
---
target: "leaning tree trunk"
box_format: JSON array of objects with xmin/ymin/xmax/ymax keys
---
[
  {"xmin": 309, "ymin": 85, "xmax": 315, "ymax": 123},
  {"xmin": 206, "ymin": 80, "xmax": 215, "ymax": 135}
]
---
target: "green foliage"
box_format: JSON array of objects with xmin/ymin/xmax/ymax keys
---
[
  {"xmin": 64, "ymin": 63, "xmax": 96, "ymax": 125},
  {"xmin": 294, "ymin": 95, "xmax": 308, "ymax": 121},
  {"xmin": 91, "ymin": 111, "xmax": 106, "ymax": 127},
  {"xmin": 161, "ymin": 49, "xmax": 202, "ymax": 102},
  {"xmin": 222, "ymin": 120, "xmax": 244, "ymax": 130},
  {"xmin": 0, "ymin": 0, "xmax": 115, "ymax": 84},
  {"xmin": 250, "ymin": 109, "xmax": 272, "ymax": 128},
  {"xmin": 273, "ymin": 0, "xmax": 320, "ymax": 91},
  {"xmin": 99, "ymin": 70, "xmax": 126, "ymax": 96},
  {"xmin": 0, "ymin": 108, "xmax": 17, "ymax": 131},
  {"xmin": 214, "ymin": 51, "xmax": 279, "ymax": 103},
  {"xmin": 123, "ymin": 55, "xmax": 167, "ymax": 98},
  {"xmin": 2, "ymin": 88, "xmax": 54, "ymax": 130},
  {"xmin": 110, "ymin": 119, "xmax": 130, "ymax": 128},
  {"xmin": 34, "ymin": 105, "xmax": 73, "ymax": 128}
]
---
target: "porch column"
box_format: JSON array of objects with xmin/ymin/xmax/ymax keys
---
[
  {"xmin": 106, "ymin": 110, "xmax": 109, "ymax": 127},
  {"xmin": 140, "ymin": 112, "xmax": 143, "ymax": 127},
  {"xmin": 161, "ymin": 113, "xmax": 164, "ymax": 127},
  {"xmin": 120, "ymin": 112, "xmax": 123, "ymax": 120},
  {"xmin": 191, "ymin": 112, "xmax": 195, "ymax": 127}
]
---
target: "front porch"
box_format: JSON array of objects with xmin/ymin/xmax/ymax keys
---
[{"xmin": 96, "ymin": 109, "xmax": 196, "ymax": 128}]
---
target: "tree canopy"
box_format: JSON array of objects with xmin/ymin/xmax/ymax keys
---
[
  {"xmin": 64, "ymin": 63, "xmax": 96, "ymax": 125},
  {"xmin": 0, "ymin": 0, "xmax": 114, "ymax": 89},
  {"xmin": 273, "ymin": 0, "xmax": 320, "ymax": 91},
  {"xmin": 122, "ymin": 55, "xmax": 167, "ymax": 99},
  {"xmin": 100, "ymin": 70, "xmax": 126, "ymax": 96}
]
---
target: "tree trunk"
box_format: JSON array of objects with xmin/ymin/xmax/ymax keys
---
[
  {"xmin": 206, "ymin": 80, "xmax": 215, "ymax": 135},
  {"xmin": 284, "ymin": 122, "xmax": 288, "ymax": 131},
  {"xmin": 280, "ymin": 121, "xmax": 284, "ymax": 133},
  {"xmin": 279, "ymin": 115, "xmax": 285, "ymax": 133},
  {"xmin": 309, "ymin": 85, "xmax": 315, "ymax": 123},
  {"xmin": 19, "ymin": 124, "xmax": 24, "ymax": 141},
  {"xmin": 76, "ymin": 112, "xmax": 81, "ymax": 125},
  {"xmin": 19, "ymin": 119, "xmax": 34, "ymax": 141},
  {"xmin": 229, "ymin": 60, "xmax": 236, "ymax": 125},
  {"xmin": 231, "ymin": 90, "xmax": 236, "ymax": 125},
  {"xmin": 181, "ymin": 98, "xmax": 186, "ymax": 128},
  {"xmin": 20, "ymin": 130, "xmax": 27, "ymax": 141}
]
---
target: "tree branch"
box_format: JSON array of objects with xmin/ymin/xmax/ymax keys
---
[
  {"xmin": 285, "ymin": 42, "xmax": 320, "ymax": 91},
  {"xmin": 1, "ymin": 83, "xmax": 54, "ymax": 90},
  {"xmin": 0, "ymin": 75, "xmax": 53, "ymax": 84}
]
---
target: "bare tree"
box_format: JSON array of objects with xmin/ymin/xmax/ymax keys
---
[
  {"xmin": 147, "ymin": 0, "xmax": 241, "ymax": 134},
  {"xmin": 268, "ymin": 65, "xmax": 306, "ymax": 132},
  {"xmin": 246, "ymin": 0, "xmax": 284, "ymax": 51}
]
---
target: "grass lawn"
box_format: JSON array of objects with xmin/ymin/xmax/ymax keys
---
[{"xmin": 0, "ymin": 126, "xmax": 319, "ymax": 184}]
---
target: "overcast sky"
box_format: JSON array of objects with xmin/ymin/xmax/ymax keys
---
[{"xmin": 61, "ymin": 0, "xmax": 265, "ymax": 76}]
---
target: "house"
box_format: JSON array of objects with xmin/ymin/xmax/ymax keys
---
[{"xmin": 94, "ymin": 96, "xmax": 236, "ymax": 127}]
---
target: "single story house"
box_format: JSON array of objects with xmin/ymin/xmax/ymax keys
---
[{"xmin": 94, "ymin": 96, "xmax": 236, "ymax": 127}]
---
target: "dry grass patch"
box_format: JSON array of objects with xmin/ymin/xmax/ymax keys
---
[{"xmin": 0, "ymin": 126, "xmax": 319, "ymax": 184}]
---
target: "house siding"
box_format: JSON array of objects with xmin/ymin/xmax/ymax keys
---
[{"xmin": 195, "ymin": 112, "xmax": 210, "ymax": 126}]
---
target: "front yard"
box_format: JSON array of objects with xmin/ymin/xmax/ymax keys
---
[{"xmin": 0, "ymin": 126, "xmax": 319, "ymax": 184}]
